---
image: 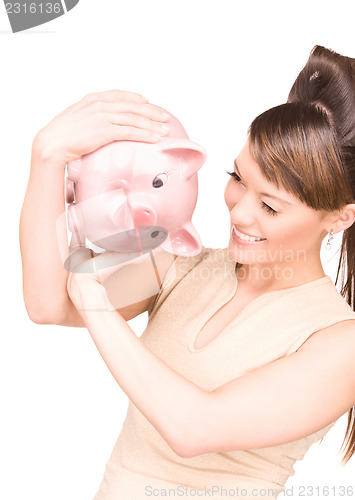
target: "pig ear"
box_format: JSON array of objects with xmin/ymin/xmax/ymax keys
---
[
  {"xmin": 67, "ymin": 158, "xmax": 82, "ymax": 182},
  {"xmin": 161, "ymin": 221, "xmax": 202, "ymax": 256},
  {"xmin": 159, "ymin": 140, "xmax": 207, "ymax": 180}
]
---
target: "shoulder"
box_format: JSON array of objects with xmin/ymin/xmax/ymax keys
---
[
  {"xmin": 297, "ymin": 318, "xmax": 355, "ymax": 353},
  {"xmin": 176, "ymin": 246, "xmax": 227, "ymax": 264},
  {"xmin": 172, "ymin": 246, "xmax": 228, "ymax": 276}
]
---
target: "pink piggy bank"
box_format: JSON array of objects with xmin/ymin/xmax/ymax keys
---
[{"xmin": 65, "ymin": 106, "xmax": 206, "ymax": 258}]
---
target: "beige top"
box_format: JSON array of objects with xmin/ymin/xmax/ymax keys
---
[{"xmin": 93, "ymin": 247, "xmax": 355, "ymax": 500}]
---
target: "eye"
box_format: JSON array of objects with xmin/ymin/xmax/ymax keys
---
[
  {"xmin": 261, "ymin": 201, "xmax": 278, "ymax": 216},
  {"xmin": 226, "ymin": 170, "xmax": 243, "ymax": 183},
  {"xmin": 152, "ymin": 173, "xmax": 168, "ymax": 188},
  {"xmin": 227, "ymin": 169, "xmax": 278, "ymax": 215}
]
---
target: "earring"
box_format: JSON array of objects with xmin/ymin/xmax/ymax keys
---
[{"xmin": 325, "ymin": 230, "xmax": 334, "ymax": 250}]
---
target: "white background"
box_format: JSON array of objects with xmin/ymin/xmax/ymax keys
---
[{"xmin": 1, "ymin": 1, "xmax": 355, "ymax": 499}]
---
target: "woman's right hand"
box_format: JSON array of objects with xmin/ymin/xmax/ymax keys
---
[{"xmin": 32, "ymin": 89, "xmax": 170, "ymax": 167}]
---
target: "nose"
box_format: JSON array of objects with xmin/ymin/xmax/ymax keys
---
[
  {"xmin": 130, "ymin": 203, "xmax": 157, "ymax": 227},
  {"xmin": 229, "ymin": 192, "xmax": 255, "ymax": 226},
  {"xmin": 110, "ymin": 181, "xmax": 158, "ymax": 227},
  {"xmin": 111, "ymin": 188, "xmax": 158, "ymax": 227}
]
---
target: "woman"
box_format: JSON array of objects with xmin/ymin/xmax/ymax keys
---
[{"xmin": 20, "ymin": 46, "xmax": 355, "ymax": 499}]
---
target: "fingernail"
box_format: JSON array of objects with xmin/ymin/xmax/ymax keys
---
[
  {"xmin": 151, "ymin": 133, "xmax": 161, "ymax": 142},
  {"xmin": 159, "ymin": 124, "xmax": 169, "ymax": 135},
  {"xmin": 160, "ymin": 111, "xmax": 170, "ymax": 120}
]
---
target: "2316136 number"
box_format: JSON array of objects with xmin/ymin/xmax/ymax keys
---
[{"xmin": 5, "ymin": 2, "xmax": 62, "ymax": 14}]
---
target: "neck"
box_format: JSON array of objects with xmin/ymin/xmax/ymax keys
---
[{"xmin": 236, "ymin": 254, "xmax": 326, "ymax": 294}]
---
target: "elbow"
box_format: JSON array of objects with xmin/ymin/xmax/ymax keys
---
[
  {"xmin": 27, "ymin": 312, "xmax": 45, "ymax": 325},
  {"xmin": 170, "ymin": 392, "xmax": 217, "ymax": 458},
  {"xmin": 170, "ymin": 437, "xmax": 196, "ymax": 459},
  {"xmin": 173, "ymin": 443, "xmax": 198, "ymax": 459},
  {"xmin": 173, "ymin": 432, "xmax": 219, "ymax": 458},
  {"xmin": 25, "ymin": 306, "xmax": 47, "ymax": 325},
  {"xmin": 24, "ymin": 303, "xmax": 64, "ymax": 326},
  {"xmin": 171, "ymin": 432, "xmax": 203, "ymax": 458},
  {"xmin": 27, "ymin": 310, "xmax": 59, "ymax": 325},
  {"xmin": 23, "ymin": 291, "xmax": 73, "ymax": 326},
  {"xmin": 168, "ymin": 414, "xmax": 205, "ymax": 459}
]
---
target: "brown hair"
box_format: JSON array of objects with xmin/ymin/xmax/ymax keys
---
[{"xmin": 248, "ymin": 45, "xmax": 355, "ymax": 464}]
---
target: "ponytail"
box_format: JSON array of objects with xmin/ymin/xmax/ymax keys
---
[{"xmin": 291, "ymin": 45, "xmax": 355, "ymax": 465}]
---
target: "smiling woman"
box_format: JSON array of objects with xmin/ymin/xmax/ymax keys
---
[
  {"xmin": 19, "ymin": 45, "xmax": 355, "ymax": 500},
  {"xmin": 224, "ymin": 138, "xmax": 347, "ymax": 286},
  {"xmin": 84, "ymin": 46, "xmax": 355, "ymax": 499}
]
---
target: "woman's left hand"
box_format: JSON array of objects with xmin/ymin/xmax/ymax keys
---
[
  {"xmin": 67, "ymin": 265, "xmax": 106, "ymax": 317},
  {"xmin": 66, "ymin": 229, "xmax": 156, "ymax": 317},
  {"xmin": 66, "ymin": 235, "xmax": 113, "ymax": 319}
]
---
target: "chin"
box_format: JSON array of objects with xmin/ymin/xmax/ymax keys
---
[
  {"xmin": 227, "ymin": 247, "xmax": 254, "ymax": 266},
  {"xmin": 227, "ymin": 238, "xmax": 266, "ymax": 265}
]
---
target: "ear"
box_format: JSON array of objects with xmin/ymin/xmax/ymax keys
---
[
  {"xmin": 160, "ymin": 220, "xmax": 202, "ymax": 256},
  {"xmin": 158, "ymin": 140, "xmax": 207, "ymax": 180},
  {"xmin": 327, "ymin": 203, "xmax": 355, "ymax": 234}
]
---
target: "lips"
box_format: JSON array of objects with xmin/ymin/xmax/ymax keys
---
[{"xmin": 232, "ymin": 225, "xmax": 266, "ymax": 243}]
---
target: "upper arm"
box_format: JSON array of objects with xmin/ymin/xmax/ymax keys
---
[
  {"xmin": 59, "ymin": 249, "xmax": 177, "ymax": 327},
  {"xmin": 58, "ymin": 295, "xmax": 156, "ymax": 327},
  {"xmin": 186, "ymin": 319, "xmax": 355, "ymax": 458}
]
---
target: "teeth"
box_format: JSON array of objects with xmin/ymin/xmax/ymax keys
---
[{"xmin": 232, "ymin": 225, "xmax": 265, "ymax": 242}]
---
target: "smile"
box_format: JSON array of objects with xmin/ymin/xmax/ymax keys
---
[{"xmin": 232, "ymin": 225, "xmax": 267, "ymax": 243}]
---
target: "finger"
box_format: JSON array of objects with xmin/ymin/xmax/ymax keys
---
[
  {"xmin": 66, "ymin": 91, "xmax": 151, "ymax": 120},
  {"xmin": 100, "ymin": 101, "xmax": 169, "ymax": 123},
  {"xmin": 108, "ymin": 125, "xmax": 162, "ymax": 143},
  {"xmin": 107, "ymin": 112, "xmax": 169, "ymax": 136}
]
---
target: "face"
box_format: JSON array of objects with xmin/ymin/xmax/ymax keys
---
[{"xmin": 224, "ymin": 139, "xmax": 329, "ymax": 269}]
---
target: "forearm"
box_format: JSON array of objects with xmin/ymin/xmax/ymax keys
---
[
  {"xmin": 80, "ymin": 286, "xmax": 208, "ymax": 457},
  {"xmin": 19, "ymin": 143, "xmax": 72, "ymax": 323}
]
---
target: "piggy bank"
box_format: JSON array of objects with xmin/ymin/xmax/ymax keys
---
[{"xmin": 65, "ymin": 106, "xmax": 206, "ymax": 257}]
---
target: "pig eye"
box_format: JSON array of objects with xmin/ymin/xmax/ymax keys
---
[{"xmin": 152, "ymin": 173, "xmax": 168, "ymax": 188}]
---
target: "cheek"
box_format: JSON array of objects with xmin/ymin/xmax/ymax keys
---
[
  {"xmin": 266, "ymin": 215, "xmax": 321, "ymax": 251},
  {"xmin": 224, "ymin": 181, "xmax": 239, "ymax": 211}
]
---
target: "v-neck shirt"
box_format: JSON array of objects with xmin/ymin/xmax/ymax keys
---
[{"xmin": 93, "ymin": 246, "xmax": 355, "ymax": 499}]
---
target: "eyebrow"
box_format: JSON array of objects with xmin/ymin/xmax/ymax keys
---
[{"xmin": 233, "ymin": 159, "xmax": 293, "ymax": 206}]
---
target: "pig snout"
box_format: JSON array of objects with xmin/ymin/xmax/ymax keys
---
[
  {"xmin": 129, "ymin": 202, "xmax": 157, "ymax": 227},
  {"xmin": 111, "ymin": 195, "xmax": 158, "ymax": 228},
  {"xmin": 107, "ymin": 182, "xmax": 158, "ymax": 229}
]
